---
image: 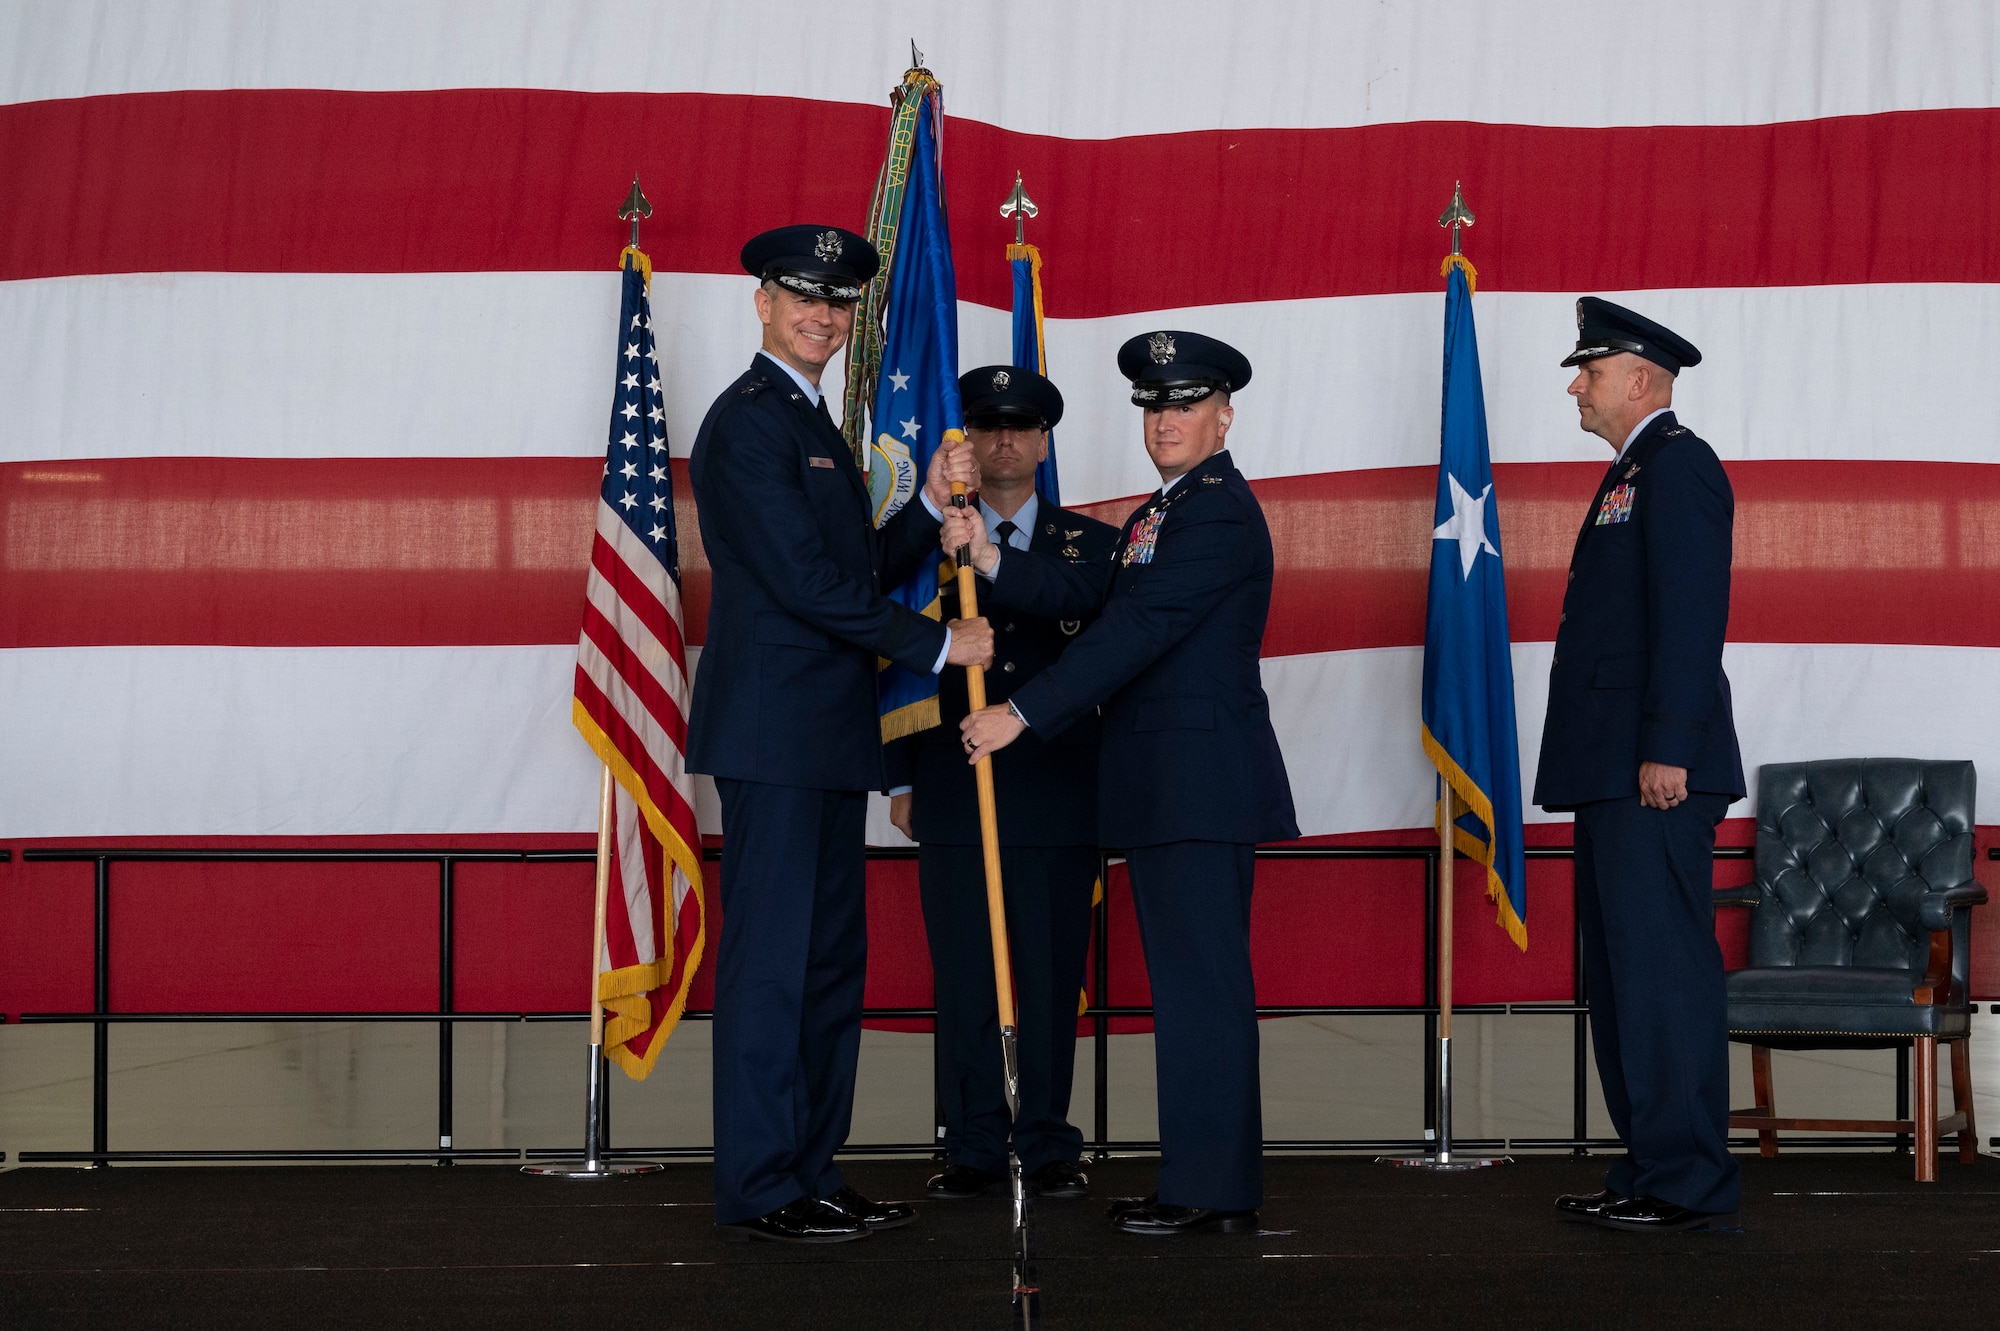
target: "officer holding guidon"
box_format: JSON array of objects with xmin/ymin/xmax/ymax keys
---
[
  {"xmin": 687, "ymin": 225, "xmax": 991, "ymax": 1244},
  {"xmin": 1537, "ymin": 298, "xmax": 1746, "ymax": 1233},
  {"xmin": 884, "ymin": 366, "xmax": 1118, "ymax": 1204},
  {"xmin": 946, "ymin": 331, "xmax": 1296, "ymax": 1235}
]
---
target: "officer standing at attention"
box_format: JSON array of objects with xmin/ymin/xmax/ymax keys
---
[
  {"xmin": 1537, "ymin": 298, "xmax": 1746, "ymax": 1233},
  {"xmin": 884, "ymin": 366, "xmax": 1118, "ymax": 1204},
  {"xmin": 947, "ymin": 332, "xmax": 1297, "ymax": 1236},
  {"xmin": 687, "ymin": 225, "xmax": 992, "ymax": 1244}
]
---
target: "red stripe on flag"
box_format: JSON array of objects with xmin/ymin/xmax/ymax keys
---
[
  {"xmin": 574, "ymin": 668, "xmax": 702, "ymax": 850},
  {"xmin": 3, "ymin": 90, "xmax": 1995, "ymax": 308},
  {"xmin": 14, "ymin": 455, "xmax": 2000, "ymax": 652},
  {"xmin": 580, "ymin": 598, "xmax": 690, "ymax": 746},
  {"xmin": 589, "ymin": 528, "xmax": 683, "ymax": 657}
]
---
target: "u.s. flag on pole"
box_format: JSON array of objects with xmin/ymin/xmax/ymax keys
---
[{"xmin": 570, "ymin": 250, "xmax": 707, "ymax": 1078}]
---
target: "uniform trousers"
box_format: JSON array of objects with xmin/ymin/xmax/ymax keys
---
[
  {"xmin": 1125, "ymin": 840, "xmax": 1263, "ymax": 1211},
  {"xmin": 920, "ymin": 843, "xmax": 1097, "ymax": 1176},
  {"xmin": 1573, "ymin": 792, "xmax": 1741, "ymax": 1214},
  {"xmin": 710, "ymin": 778, "xmax": 868, "ymax": 1224}
]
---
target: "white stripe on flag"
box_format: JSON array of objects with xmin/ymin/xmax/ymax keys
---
[
  {"xmin": 5, "ymin": 0, "xmax": 1993, "ymax": 132},
  {"xmin": 8, "ymin": 642, "xmax": 2000, "ymax": 837}
]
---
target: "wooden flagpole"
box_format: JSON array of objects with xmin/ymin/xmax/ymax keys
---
[{"xmin": 950, "ymin": 478, "xmax": 1037, "ymax": 1326}]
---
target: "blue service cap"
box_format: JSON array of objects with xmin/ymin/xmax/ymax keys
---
[
  {"xmin": 1561, "ymin": 297, "xmax": 1702, "ymax": 374},
  {"xmin": 1116, "ymin": 330, "xmax": 1251, "ymax": 407},
  {"xmin": 740, "ymin": 224, "xmax": 879, "ymax": 303},
  {"xmin": 958, "ymin": 365, "xmax": 1064, "ymax": 430}
]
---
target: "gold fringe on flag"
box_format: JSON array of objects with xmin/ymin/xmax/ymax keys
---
[{"xmin": 841, "ymin": 65, "xmax": 942, "ymax": 469}]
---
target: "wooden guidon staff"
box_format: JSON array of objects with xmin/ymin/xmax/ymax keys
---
[{"xmin": 949, "ymin": 477, "xmax": 1038, "ymax": 1325}]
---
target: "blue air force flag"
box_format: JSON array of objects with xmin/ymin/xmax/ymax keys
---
[
  {"xmin": 1008, "ymin": 241, "xmax": 1060, "ymax": 504},
  {"xmin": 870, "ymin": 89, "xmax": 964, "ymax": 740},
  {"xmin": 1420, "ymin": 260, "xmax": 1528, "ymax": 950}
]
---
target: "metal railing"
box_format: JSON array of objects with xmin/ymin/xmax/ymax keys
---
[{"xmin": 12, "ymin": 839, "xmax": 1934, "ymax": 1166}]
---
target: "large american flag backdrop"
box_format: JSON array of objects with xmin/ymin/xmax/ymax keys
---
[{"xmin": 3, "ymin": 1, "xmax": 1998, "ymax": 1030}]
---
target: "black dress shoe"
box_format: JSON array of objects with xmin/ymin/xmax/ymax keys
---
[
  {"xmin": 1027, "ymin": 1160, "xmax": 1089, "ymax": 1199},
  {"xmin": 1554, "ymin": 1188, "xmax": 1623, "ymax": 1223},
  {"xmin": 1594, "ymin": 1195, "xmax": 1731, "ymax": 1233},
  {"xmin": 716, "ymin": 1197, "xmax": 871, "ymax": 1244},
  {"xmin": 926, "ymin": 1163, "xmax": 1006, "ymax": 1199},
  {"xmin": 1104, "ymin": 1192, "xmax": 1157, "ymax": 1220},
  {"xmin": 818, "ymin": 1187, "xmax": 918, "ymax": 1230},
  {"xmin": 1113, "ymin": 1201, "xmax": 1259, "ymax": 1236}
]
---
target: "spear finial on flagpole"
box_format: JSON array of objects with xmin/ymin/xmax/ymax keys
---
[
  {"xmin": 1438, "ymin": 181, "xmax": 1474, "ymax": 257},
  {"xmin": 1000, "ymin": 171, "xmax": 1039, "ymax": 247},
  {"xmin": 619, "ymin": 176, "xmax": 653, "ymax": 251},
  {"xmin": 910, "ymin": 39, "xmax": 927, "ymax": 72}
]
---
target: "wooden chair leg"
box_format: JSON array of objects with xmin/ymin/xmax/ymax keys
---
[
  {"xmin": 1751, "ymin": 1044, "xmax": 1778, "ymax": 1158},
  {"xmin": 1914, "ymin": 1037, "xmax": 1938, "ymax": 1183},
  {"xmin": 1951, "ymin": 1038, "xmax": 1978, "ymax": 1166}
]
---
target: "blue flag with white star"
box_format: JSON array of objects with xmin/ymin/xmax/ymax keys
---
[
  {"xmin": 1421, "ymin": 260, "xmax": 1527, "ymax": 950},
  {"xmin": 869, "ymin": 89, "xmax": 963, "ymax": 741}
]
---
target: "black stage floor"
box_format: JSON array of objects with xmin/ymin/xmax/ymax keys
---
[{"xmin": 2, "ymin": 1153, "xmax": 1996, "ymax": 1328}]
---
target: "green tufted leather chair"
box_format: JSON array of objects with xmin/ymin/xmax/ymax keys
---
[{"xmin": 1719, "ymin": 759, "xmax": 1986, "ymax": 1180}]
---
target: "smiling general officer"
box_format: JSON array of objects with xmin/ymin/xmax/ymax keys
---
[
  {"xmin": 687, "ymin": 224, "xmax": 991, "ymax": 1244},
  {"xmin": 1537, "ymin": 297, "xmax": 1746, "ymax": 1234}
]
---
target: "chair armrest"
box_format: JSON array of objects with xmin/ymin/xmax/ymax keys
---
[
  {"xmin": 1712, "ymin": 884, "xmax": 1760, "ymax": 907},
  {"xmin": 1916, "ymin": 882, "xmax": 1990, "ymax": 931}
]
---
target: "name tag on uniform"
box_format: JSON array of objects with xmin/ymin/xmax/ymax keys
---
[
  {"xmin": 1122, "ymin": 510, "xmax": 1164, "ymax": 566},
  {"xmin": 1595, "ymin": 483, "xmax": 1636, "ymax": 525},
  {"xmin": 808, "ymin": 456, "xmax": 837, "ymax": 469}
]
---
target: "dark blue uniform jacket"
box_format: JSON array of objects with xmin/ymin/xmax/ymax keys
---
[
  {"xmin": 1534, "ymin": 411, "xmax": 1747, "ymax": 810},
  {"xmin": 885, "ymin": 506, "xmax": 1120, "ymax": 847},
  {"xmin": 687, "ymin": 356, "xmax": 947, "ymax": 792},
  {"xmin": 992, "ymin": 449, "xmax": 1298, "ymax": 849}
]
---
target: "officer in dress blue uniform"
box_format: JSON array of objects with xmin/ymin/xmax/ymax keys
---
[
  {"xmin": 1537, "ymin": 298, "xmax": 1747, "ymax": 1233},
  {"xmin": 949, "ymin": 331, "xmax": 1297, "ymax": 1236},
  {"xmin": 687, "ymin": 225, "xmax": 992, "ymax": 1244},
  {"xmin": 882, "ymin": 366, "xmax": 1119, "ymax": 1203}
]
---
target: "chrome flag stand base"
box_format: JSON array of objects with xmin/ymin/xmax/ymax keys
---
[
  {"xmin": 1377, "ymin": 1036, "xmax": 1513, "ymax": 1170},
  {"xmin": 523, "ymin": 1044, "xmax": 663, "ymax": 1178}
]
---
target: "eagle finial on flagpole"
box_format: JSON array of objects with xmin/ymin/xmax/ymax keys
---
[{"xmin": 1000, "ymin": 171, "xmax": 1039, "ymax": 246}]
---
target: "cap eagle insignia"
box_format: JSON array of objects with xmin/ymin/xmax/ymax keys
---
[
  {"xmin": 992, "ymin": 370, "xmax": 1011, "ymax": 389},
  {"xmin": 1148, "ymin": 332, "xmax": 1176, "ymax": 364},
  {"xmin": 814, "ymin": 230, "xmax": 844, "ymax": 262}
]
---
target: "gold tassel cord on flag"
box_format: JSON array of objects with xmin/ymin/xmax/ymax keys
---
[
  {"xmin": 841, "ymin": 67, "xmax": 940, "ymax": 469},
  {"xmin": 619, "ymin": 244, "xmax": 653, "ymax": 290},
  {"xmin": 1440, "ymin": 253, "xmax": 1477, "ymax": 295},
  {"xmin": 1007, "ymin": 241, "xmax": 1049, "ymax": 373}
]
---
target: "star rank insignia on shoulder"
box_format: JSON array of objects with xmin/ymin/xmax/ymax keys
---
[
  {"xmin": 1663, "ymin": 426, "xmax": 1689, "ymax": 437},
  {"xmin": 1202, "ymin": 475, "xmax": 1223, "ymax": 483}
]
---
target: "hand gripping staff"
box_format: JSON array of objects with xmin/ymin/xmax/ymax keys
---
[{"xmin": 950, "ymin": 478, "xmax": 1039, "ymax": 1327}]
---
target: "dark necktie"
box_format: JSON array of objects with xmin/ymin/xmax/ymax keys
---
[
  {"xmin": 995, "ymin": 520, "xmax": 1018, "ymax": 551},
  {"xmin": 817, "ymin": 398, "xmax": 835, "ymax": 428}
]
